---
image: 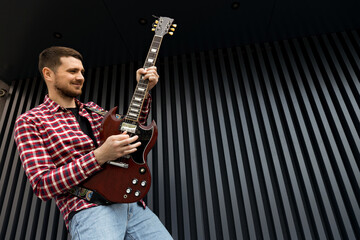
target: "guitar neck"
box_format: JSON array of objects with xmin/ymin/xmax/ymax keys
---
[
  {"xmin": 125, "ymin": 35, "xmax": 163, "ymax": 122},
  {"xmin": 144, "ymin": 35, "xmax": 163, "ymax": 68}
]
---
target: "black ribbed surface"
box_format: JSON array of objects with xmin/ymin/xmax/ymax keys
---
[{"xmin": 1, "ymin": 30, "xmax": 359, "ymax": 239}]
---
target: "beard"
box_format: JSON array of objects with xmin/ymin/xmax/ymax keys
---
[{"xmin": 54, "ymin": 79, "xmax": 83, "ymax": 98}]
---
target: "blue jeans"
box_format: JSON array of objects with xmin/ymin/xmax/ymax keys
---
[{"xmin": 69, "ymin": 203, "xmax": 173, "ymax": 240}]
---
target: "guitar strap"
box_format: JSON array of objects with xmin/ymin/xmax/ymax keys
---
[
  {"xmin": 84, "ymin": 106, "xmax": 107, "ymax": 117},
  {"xmin": 69, "ymin": 186, "xmax": 112, "ymax": 205},
  {"xmin": 84, "ymin": 106, "xmax": 123, "ymax": 119},
  {"xmin": 69, "ymin": 106, "xmax": 122, "ymax": 205}
]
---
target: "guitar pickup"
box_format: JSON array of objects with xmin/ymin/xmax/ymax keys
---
[{"xmin": 121, "ymin": 122, "xmax": 137, "ymax": 134}]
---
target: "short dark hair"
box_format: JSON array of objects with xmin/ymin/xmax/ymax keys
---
[{"xmin": 38, "ymin": 46, "xmax": 83, "ymax": 77}]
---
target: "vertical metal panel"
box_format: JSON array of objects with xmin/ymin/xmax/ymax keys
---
[
  {"xmin": 262, "ymin": 41, "xmax": 312, "ymax": 239},
  {"xmin": 1, "ymin": 30, "xmax": 360, "ymax": 239},
  {"xmin": 189, "ymin": 53, "xmax": 217, "ymax": 240}
]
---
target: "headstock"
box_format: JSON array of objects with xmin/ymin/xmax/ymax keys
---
[{"xmin": 152, "ymin": 16, "xmax": 177, "ymax": 37}]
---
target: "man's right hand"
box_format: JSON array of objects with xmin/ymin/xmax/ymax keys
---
[{"xmin": 93, "ymin": 132, "xmax": 141, "ymax": 165}]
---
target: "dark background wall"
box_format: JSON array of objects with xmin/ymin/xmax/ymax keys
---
[{"xmin": 1, "ymin": 29, "xmax": 359, "ymax": 239}]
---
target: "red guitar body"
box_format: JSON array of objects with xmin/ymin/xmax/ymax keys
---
[{"xmin": 82, "ymin": 107, "xmax": 158, "ymax": 203}]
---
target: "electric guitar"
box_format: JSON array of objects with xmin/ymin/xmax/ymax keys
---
[{"xmin": 81, "ymin": 16, "xmax": 176, "ymax": 203}]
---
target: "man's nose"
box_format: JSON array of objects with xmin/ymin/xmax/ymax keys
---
[{"xmin": 76, "ymin": 72, "xmax": 84, "ymax": 80}]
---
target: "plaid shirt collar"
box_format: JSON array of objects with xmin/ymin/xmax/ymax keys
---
[{"xmin": 43, "ymin": 95, "xmax": 85, "ymax": 114}]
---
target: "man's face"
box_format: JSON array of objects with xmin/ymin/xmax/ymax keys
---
[{"xmin": 53, "ymin": 56, "xmax": 85, "ymax": 98}]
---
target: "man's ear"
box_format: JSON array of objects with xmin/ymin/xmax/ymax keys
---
[{"xmin": 42, "ymin": 67, "xmax": 54, "ymax": 82}]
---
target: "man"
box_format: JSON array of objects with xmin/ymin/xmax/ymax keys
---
[{"xmin": 14, "ymin": 46, "xmax": 172, "ymax": 239}]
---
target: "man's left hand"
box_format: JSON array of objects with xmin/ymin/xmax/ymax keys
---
[{"xmin": 136, "ymin": 66, "xmax": 159, "ymax": 92}]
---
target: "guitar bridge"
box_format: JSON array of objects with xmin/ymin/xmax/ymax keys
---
[
  {"xmin": 108, "ymin": 161, "xmax": 129, "ymax": 168},
  {"xmin": 121, "ymin": 122, "xmax": 137, "ymax": 134}
]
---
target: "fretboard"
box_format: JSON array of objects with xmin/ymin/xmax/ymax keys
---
[{"xmin": 125, "ymin": 35, "xmax": 163, "ymax": 122}]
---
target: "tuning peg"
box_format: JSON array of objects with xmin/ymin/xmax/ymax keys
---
[
  {"xmin": 152, "ymin": 24, "xmax": 157, "ymax": 27},
  {"xmin": 155, "ymin": 20, "xmax": 159, "ymax": 24},
  {"xmin": 172, "ymin": 24, "xmax": 177, "ymax": 28},
  {"xmin": 170, "ymin": 28, "xmax": 175, "ymax": 31},
  {"xmin": 152, "ymin": 28, "xmax": 156, "ymax": 31},
  {"xmin": 168, "ymin": 32, "xmax": 174, "ymax": 36}
]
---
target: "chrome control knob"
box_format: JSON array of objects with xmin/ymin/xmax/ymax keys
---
[{"xmin": 132, "ymin": 179, "xmax": 138, "ymax": 185}]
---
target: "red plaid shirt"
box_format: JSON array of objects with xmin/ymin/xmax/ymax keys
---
[{"xmin": 14, "ymin": 95, "xmax": 151, "ymax": 229}]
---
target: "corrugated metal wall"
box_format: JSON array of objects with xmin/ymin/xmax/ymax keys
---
[{"xmin": 1, "ymin": 30, "xmax": 360, "ymax": 240}]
